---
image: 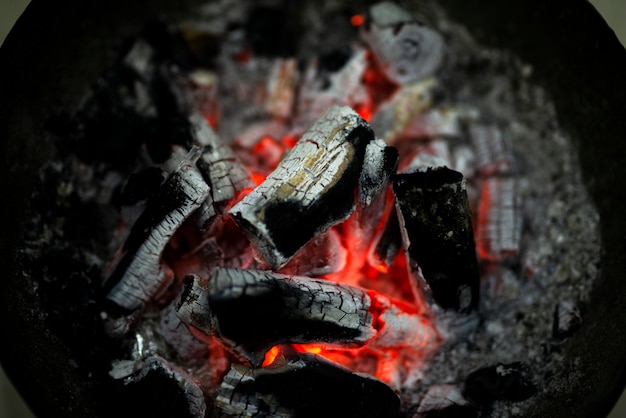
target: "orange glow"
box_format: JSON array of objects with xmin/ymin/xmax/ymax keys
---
[
  {"xmin": 251, "ymin": 172, "xmax": 266, "ymax": 186},
  {"xmin": 262, "ymin": 346, "xmax": 281, "ymax": 366},
  {"xmin": 354, "ymin": 103, "xmax": 373, "ymax": 122},
  {"xmin": 281, "ymin": 135, "xmax": 298, "ymax": 149},
  {"xmin": 351, "ymin": 14, "xmax": 365, "ymax": 27}
]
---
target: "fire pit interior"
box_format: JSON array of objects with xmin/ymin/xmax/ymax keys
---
[{"xmin": 2, "ymin": 0, "xmax": 625, "ymax": 417}]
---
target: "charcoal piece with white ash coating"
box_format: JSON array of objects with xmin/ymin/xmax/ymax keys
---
[
  {"xmin": 393, "ymin": 167, "xmax": 479, "ymax": 312},
  {"xmin": 102, "ymin": 151, "xmax": 210, "ymax": 333},
  {"xmin": 216, "ymin": 353, "xmax": 400, "ymax": 418},
  {"xmin": 361, "ymin": 1, "xmax": 446, "ymax": 85},
  {"xmin": 183, "ymin": 267, "xmax": 374, "ymax": 365},
  {"xmin": 228, "ymin": 105, "xmax": 375, "ymax": 269},
  {"xmin": 190, "ymin": 113, "xmax": 254, "ymax": 207},
  {"xmin": 177, "ymin": 268, "xmax": 438, "ymax": 366}
]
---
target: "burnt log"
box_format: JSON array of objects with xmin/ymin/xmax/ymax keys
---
[
  {"xmin": 216, "ymin": 353, "xmax": 400, "ymax": 418},
  {"xmin": 228, "ymin": 105, "xmax": 375, "ymax": 269},
  {"xmin": 393, "ymin": 167, "xmax": 479, "ymax": 312},
  {"xmin": 103, "ymin": 150, "xmax": 210, "ymax": 321},
  {"xmin": 177, "ymin": 268, "xmax": 438, "ymax": 366}
]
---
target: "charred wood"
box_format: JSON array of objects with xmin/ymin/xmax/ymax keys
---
[
  {"xmin": 475, "ymin": 178, "xmax": 522, "ymax": 262},
  {"xmin": 177, "ymin": 267, "xmax": 438, "ymax": 366},
  {"xmin": 216, "ymin": 353, "xmax": 400, "ymax": 418},
  {"xmin": 190, "ymin": 113, "xmax": 254, "ymax": 207},
  {"xmin": 393, "ymin": 167, "xmax": 479, "ymax": 312},
  {"xmin": 103, "ymin": 152, "xmax": 210, "ymax": 321},
  {"xmin": 229, "ymin": 105, "xmax": 374, "ymax": 269},
  {"xmin": 361, "ymin": 2, "xmax": 445, "ymax": 85}
]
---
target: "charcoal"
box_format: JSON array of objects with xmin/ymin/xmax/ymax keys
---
[
  {"xmin": 120, "ymin": 355, "xmax": 207, "ymax": 418},
  {"xmin": 264, "ymin": 58, "xmax": 298, "ymax": 118},
  {"xmin": 190, "ymin": 114, "xmax": 254, "ymax": 206},
  {"xmin": 464, "ymin": 362, "xmax": 535, "ymax": 404},
  {"xmin": 361, "ymin": 2, "xmax": 445, "ymax": 85},
  {"xmin": 416, "ymin": 385, "xmax": 475, "ymax": 418},
  {"xmin": 297, "ymin": 50, "xmax": 370, "ymax": 128},
  {"xmin": 469, "ymin": 124, "xmax": 512, "ymax": 176},
  {"xmin": 229, "ymin": 105, "xmax": 374, "ymax": 269},
  {"xmin": 199, "ymin": 267, "xmax": 374, "ymax": 365},
  {"xmin": 475, "ymin": 178, "xmax": 522, "ymax": 262},
  {"xmin": 359, "ymin": 138, "xmax": 399, "ymax": 208},
  {"xmin": 370, "ymin": 79, "xmax": 438, "ymax": 144},
  {"xmin": 368, "ymin": 208, "xmax": 402, "ymax": 272},
  {"xmin": 176, "ymin": 275, "xmax": 212, "ymax": 336},
  {"xmin": 103, "ymin": 151, "xmax": 210, "ymax": 319},
  {"xmin": 160, "ymin": 299, "xmax": 209, "ymax": 361},
  {"xmin": 277, "ymin": 229, "xmax": 347, "ymax": 277},
  {"xmin": 216, "ymin": 353, "xmax": 400, "ymax": 418},
  {"xmin": 552, "ymin": 300, "xmax": 582, "ymax": 340},
  {"xmin": 393, "ymin": 167, "xmax": 479, "ymax": 312},
  {"xmin": 177, "ymin": 268, "xmax": 437, "ymax": 366}
]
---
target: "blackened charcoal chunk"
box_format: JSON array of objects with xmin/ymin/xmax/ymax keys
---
[
  {"xmin": 246, "ymin": 5, "xmax": 298, "ymax": 57},
  {"xmin": 464, "ymin": 362, "xmax": 535, "ymax": 404},
  {"xmin": 216, "ymin": 354, "xmax": 400, "ymax": 418},
  {"xmin": 394, "ymin": 167, "xmax": 479, "ymax": 312},
  {"xmin": 552, "ymin": 300, "xmax": 582, "ymax": 340},
  {"xmin": 204, "ymin": 267, "xmax": 374, "ymax": 365}
]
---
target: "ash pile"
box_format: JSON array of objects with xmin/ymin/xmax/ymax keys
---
[{"xmin": 25, "ymin": 1, "xmax": 601, "ymax": 417}]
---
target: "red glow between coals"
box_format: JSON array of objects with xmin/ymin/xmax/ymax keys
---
[{"xmin": 351, "ymin": 14, "xmax": 365, "ymax": 27}]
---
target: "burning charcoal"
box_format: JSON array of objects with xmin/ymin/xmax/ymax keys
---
[
  {"xmin": 416, "ymin": 385, "xmax": 476, "ymax": 418},
  {"xmin": 178, "ymin": 267, "xmax": 438, "ymax": 366},
  {"xmin": 121, "ymin": 355, "xmax": 207, "ymax": 418},
  {"xmin": 464, "ymin": 362, "xmax": 535, "ymax": 404},
  {"xmin": 475, "ymin": 178, "xmax": 522, "ymax": 262},
  {"xmin": 160, "ymin": 299, "xmax": 209, "ymax": 361},
  {"xmin": 359, "ymin": 138, "xmax": 399, "ymax": 208},
  {"xmin": 369, "ymin": 209, "xmax": 403, "ymax": 272},
  {"xmin": 277, "ymin": 229, "xmax": 347, "ymax": 277},
  {"xmin": 264, "ymin": 58, "xmax": 298, "ymax": 119},
  {"xmin": 216, "ymin": 353, "xmax": 400, "ymax": 418},
  {"xmin": 190, "ymin": 114, "xmax": 254, "ymax": 206},
  {"xmin": 552, "ymin": 300, "xmax": 582, "ymax": 340},
  {"xmin": 393, "ymin": 167, "xmax": 480, "ymax": 312},
  {"xmin": 103, "ymin": 151, "xmax": 210, "ymax": 320},
  {"xmin": 469, "ymin": 124, "xmax": 512, "ymax": 176},
  {"xmin": 370, "ymin": 79, "xmax": 438, "ymax": 144},
  {"xmin": 361, "ymin": 2, "xmax": 445, "ymax": 85},
  {"xmin": 297, "ymin": 48, "xmax": 370, "ymax": 127},
  {"xmin": 229, "ymin": 105, "xmax": 375, "ymax": 269},
  {"xmin": 177, "ymin": 275, "xmax": 212, "ymax": 336},
  {"xmin": 200, "ymin": 267, "xmax": 374, "ymax": 365}
]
